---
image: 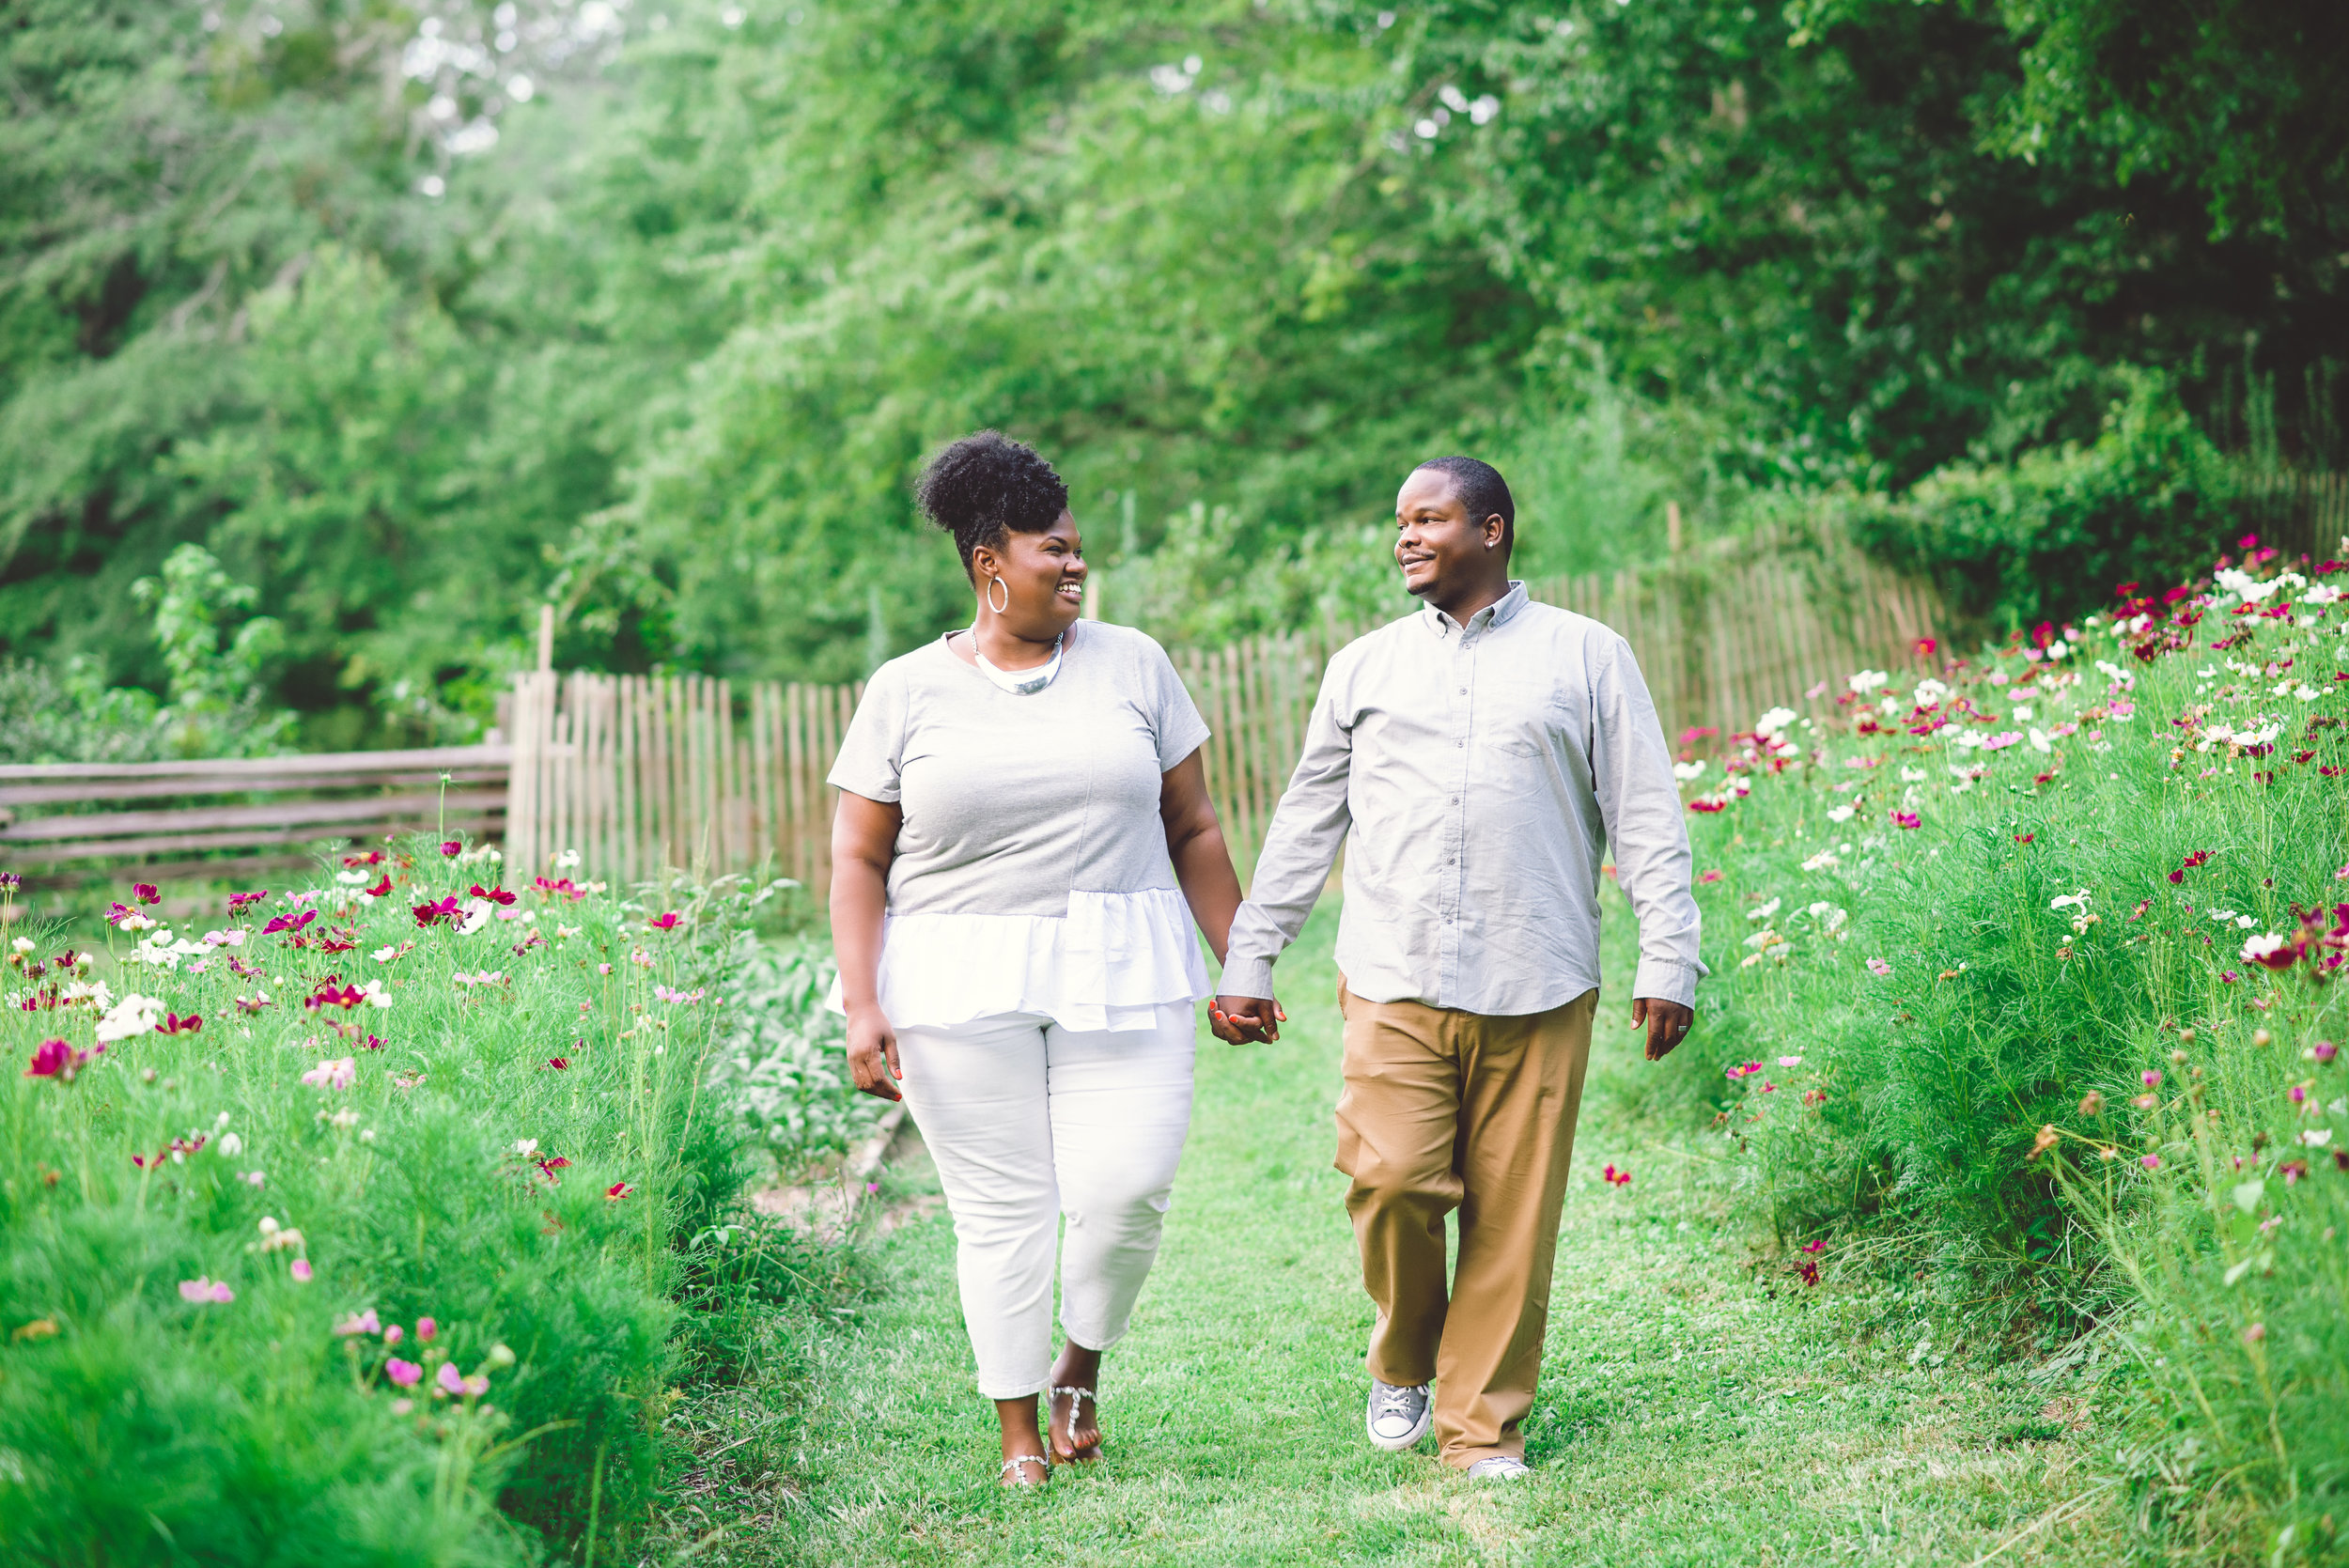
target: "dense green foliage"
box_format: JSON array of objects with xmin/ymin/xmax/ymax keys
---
[
  {"xmin": 0, "ymin": 849, "xmax": 839, "ymax": 1561},
  {"xmin": 1674, "ymin": 551, "xmax": 2349, "ymax": 1552},
  {"xmin": 4, "ymin": 0, "xmax": 2343, "ymax": 733}
]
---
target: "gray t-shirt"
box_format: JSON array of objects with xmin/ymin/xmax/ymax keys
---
[{"xmin": 829, "ymin": 621, "xmax": 1211, "ymax": 918}]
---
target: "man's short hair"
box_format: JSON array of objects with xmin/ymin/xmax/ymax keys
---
[{"xmin": 1412, "ymin": 456, "xmax": 1515, "ymax": 552}]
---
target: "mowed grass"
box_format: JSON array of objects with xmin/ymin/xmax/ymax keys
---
[{"xmin": 689, "ymin": 902, "xmax": 2131, "ymax": 1567}]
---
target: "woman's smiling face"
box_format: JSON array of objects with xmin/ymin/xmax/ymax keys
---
[{"xmin": 974, "ymin": 509, "xmax": 1086, "ymax": 636}]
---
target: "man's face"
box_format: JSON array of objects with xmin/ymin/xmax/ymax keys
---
[{"xmin": 1393, "ymin": 468, "xmax": 1502, "ymax": 599}]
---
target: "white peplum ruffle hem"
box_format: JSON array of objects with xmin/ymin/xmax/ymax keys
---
[{"xmin": 825, "ymin": 887, "xmax": 1210, "ymax": 1034}]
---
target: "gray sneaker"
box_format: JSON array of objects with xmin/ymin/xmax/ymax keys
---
[
  {"xmin": 1365, "ymin": 1378, "xmax": 1433, "ymax": 1451},
  {"xmin": 1465, "ymin": 1455, "xmax": 1532, "ymax": 1482}
]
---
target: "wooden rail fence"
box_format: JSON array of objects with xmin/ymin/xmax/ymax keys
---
[{"xmin": 0, "ymin": 746, "xmax": 509, "ymax": 911}]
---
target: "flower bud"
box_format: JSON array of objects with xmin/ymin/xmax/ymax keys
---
[
  {"xmin": 2252, "ymin": 1029, "xmax": 2273, "ymax": 1048},
  {"xmin": 487, "ymin": 1343, "xmax": 516, "ymax": 1369}
]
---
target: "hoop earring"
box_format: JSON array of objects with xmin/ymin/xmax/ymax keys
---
[{"xmin": 986, "ymin": 576, "xmax": 1009, "ymax": 614}]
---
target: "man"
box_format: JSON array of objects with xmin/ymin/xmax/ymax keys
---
[{"xmin": 1209, "ymin": 456, "xmax": 1703, "ymax": 1480}]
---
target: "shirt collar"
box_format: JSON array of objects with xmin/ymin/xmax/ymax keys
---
[{"xmin": 1419, "ymin": 580, "xmax": 1529, "ymax": 639}]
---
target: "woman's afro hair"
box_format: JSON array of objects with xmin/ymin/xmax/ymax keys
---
[{"xmin": 915, "ymin": 431, "xmax": 1070, "ymax": 575}]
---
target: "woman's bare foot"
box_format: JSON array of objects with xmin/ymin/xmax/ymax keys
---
[
  {"xmin": 1048, "ymin": 1342, "xmax": 1103, "ymax": 1463},
  {"xmin": 993, "ymin": 1395, "xmax": 1049, "ymax": 1486}
]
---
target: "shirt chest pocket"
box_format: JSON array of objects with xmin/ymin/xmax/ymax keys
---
[{"xmin": 1482, "ymin": 676, "xmax": 1570, "ymax": 758}]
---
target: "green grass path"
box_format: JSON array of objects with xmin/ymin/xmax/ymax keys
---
[{"xmin": 748, "ymin": 909, "xmax": 2117, "ymax": 1566}]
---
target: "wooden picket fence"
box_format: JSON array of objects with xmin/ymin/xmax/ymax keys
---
[
  {"xmin": 506, "ymin": 521, "xmax": 1946, "ymax": 890},
  {"xmin": 504, "ymin": 673, "xmax": 859, "ymax": 893},
  {"xmin": 2239, "ymin": 469, "xmax": 2349, "ymax": 563}
]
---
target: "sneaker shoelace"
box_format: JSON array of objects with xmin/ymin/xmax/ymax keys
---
[{"xmin": 1374, "ymin": 1386, "xmax": 1422, "ymax": 1421}]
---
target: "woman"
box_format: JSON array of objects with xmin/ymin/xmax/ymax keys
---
[{"xmin": 829, "ymin": 430, "xmax": 1266, "ymax": 1486}]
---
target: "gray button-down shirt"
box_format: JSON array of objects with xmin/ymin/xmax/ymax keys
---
[{"xmin": 1220, "ymin": 582, "xmax": 1705, "ymax": 1016}]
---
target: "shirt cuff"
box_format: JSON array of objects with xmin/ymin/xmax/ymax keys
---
[
  {"xmin": 1632, "ymin": 954, "xmax": 1703, "ymax": 1010},
  {"xmin": 1216, "ymin": 953, "xmax": 1278, "ymax": 1001}
]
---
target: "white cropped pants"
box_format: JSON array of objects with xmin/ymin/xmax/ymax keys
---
[{"xmin": 894, "ymin": 1002, "xmax": 1197, "ymax": 1400}]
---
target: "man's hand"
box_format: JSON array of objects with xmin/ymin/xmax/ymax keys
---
[
  {"xmin": 844, "ymin": 1004, "xmax": 903, "ymax": 1101},
  {"xmin": 1631, "ymin": 996, "xmax": 1694, "ymax": 1062},
  {"xmin": 1210, "ymin": 994, "xmax": 1284, "ymax": 1044}
]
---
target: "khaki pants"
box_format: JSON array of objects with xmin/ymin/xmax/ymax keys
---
[{"xmin": 1335, "ymin": 979, "xmax": 1598, "ymax": 1466}]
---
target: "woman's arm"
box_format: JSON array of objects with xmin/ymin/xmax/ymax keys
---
[
  {"xmin": 1159, "ymin": 751, "xmax": 1244, "ymax": 966},
  {"xmin": 831, "ymin": 790, "xmax": 905, "ymax": 1101}
]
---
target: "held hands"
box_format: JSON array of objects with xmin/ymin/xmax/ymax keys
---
[
  {"xmin": 1631, "ymin": 996, "xmax": 1695, "ymax": 1062},
  {"xmin": 844, "ymin": 1004, "xmax": 903, "ymax": 1101},
  {"xmin": 1209, "ymin": 994, "xmax": 1284, "ymax": 1044}
]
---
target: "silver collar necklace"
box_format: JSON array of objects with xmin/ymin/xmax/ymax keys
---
[{"xmin": 971, "ymin": 630, "xmax": 1065, "ymax": 696}]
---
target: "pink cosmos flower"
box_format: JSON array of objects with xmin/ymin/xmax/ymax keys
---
[
  {"xmin": 385, "ymin": 1358, "xmax": 424, "ymax": 1388},
  {"xmin": 2314, "ymin": 1042, "xmax": 2340, "ymax": 1063},
  {"xmin": 597, "ymin": 963, "xmax": 613, "ymax": 975},
  {"xmin": 228, "ymin": 890, "xmax": 270, "ymax": 912},
  {"xmin": 1980, "ymin": 732, "xmax": 2024, "ymax": 752},
  {"xmin": 470, "ymin": 882, "xmax": 518, "ymax": 907},
  {"xmin": 300, "ymin": 1058, "xmax": 356, "ymax": 1091},
  {"xmin": 261, "ymin": 908, "xmax": 316, "ymax": 937},
  {"xmin": 334, "ymin": 1310, "xmax": 382, "ymax": 1336},
  {"xmin": 290, "ymin": 1259, "xmax": 314, "ymax": 1283},
  {"xmin": 1866, "ymin": 957, "xmax": 1893, "ymax": 977},
  {"xmin": 1778, "ymin": 1055, "xmax": 1803, "ymax": 1067},
  {"xmin": 132, "ymin": 884, "xmax": 161, "ymax": 906},
  {"xmin": 156, "ymin": 1012, "xmax": 203, "ymax": 1036},
  {"xmin": 179, "ymin": 1278, "xmax": 234, "ymax": 1304},
  {"xmin": 2141, "ymin": 1069, "xmax": 2161, "ymax": 1088},
  {"xmin": 1891, "ymin": 812, "xmax": 1921, "ymax": 830},
  {"xmin": 25, "ymin": 1038, "xmax": 100, "ymax": 1080},
  {"xmin": 2241, "ymin": 933, "xmax": 2298, "ymax": 970},
  {"xmin": 382, "ymin": 1324, "xmax": 403, "ymax": 1347},
  {"xmin": 415, "ymin": 1316, "xmax": 436, "ymax": 1342},
  {"xmin": 2140, "ymin": 1155, "xmax": 2161, "ymax": 1171},
  {"xmin": 437, "ymin": 1362, "xmax": 465, "ymax": 1395},
  {"xmin": 647, "ymin": 912, "xmax": 680, "ymax": 931},
  {"xmin": 1699, "ymin": 869, "xmax": 1724, "ymax": 883},
  {"xmin": 440, "ymin": 841, "xmax": 462, "ymax": 857},
  {"xmin": 365, "ymin": 874, "xmax": 392, "ymax": 898},
  {"xmin": 606, "ymin": 1181, "xmax": 636, "ymax": 1201}
]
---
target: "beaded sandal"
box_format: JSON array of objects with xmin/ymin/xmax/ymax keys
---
[
  {"xmin": 1050, "ymin": 1384, "xmax": 1101, "ymax": 1463},
  {"xmin": 998, "ymin": 1452, "xmax": 1050, "ymax": 1487}
]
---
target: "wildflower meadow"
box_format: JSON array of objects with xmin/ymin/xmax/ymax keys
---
[
  {"xmin": 1673, "ymin": 538, "xmax": 2349, "ymax": 1556},
  {"xmin": 0, "ymin": 842, "xmax": 848, "ymax": 1563}
]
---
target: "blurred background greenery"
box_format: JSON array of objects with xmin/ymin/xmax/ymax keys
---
[{"xmin": 5, "ymin": 0, "xmax": 2342, "ymax": 748}]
